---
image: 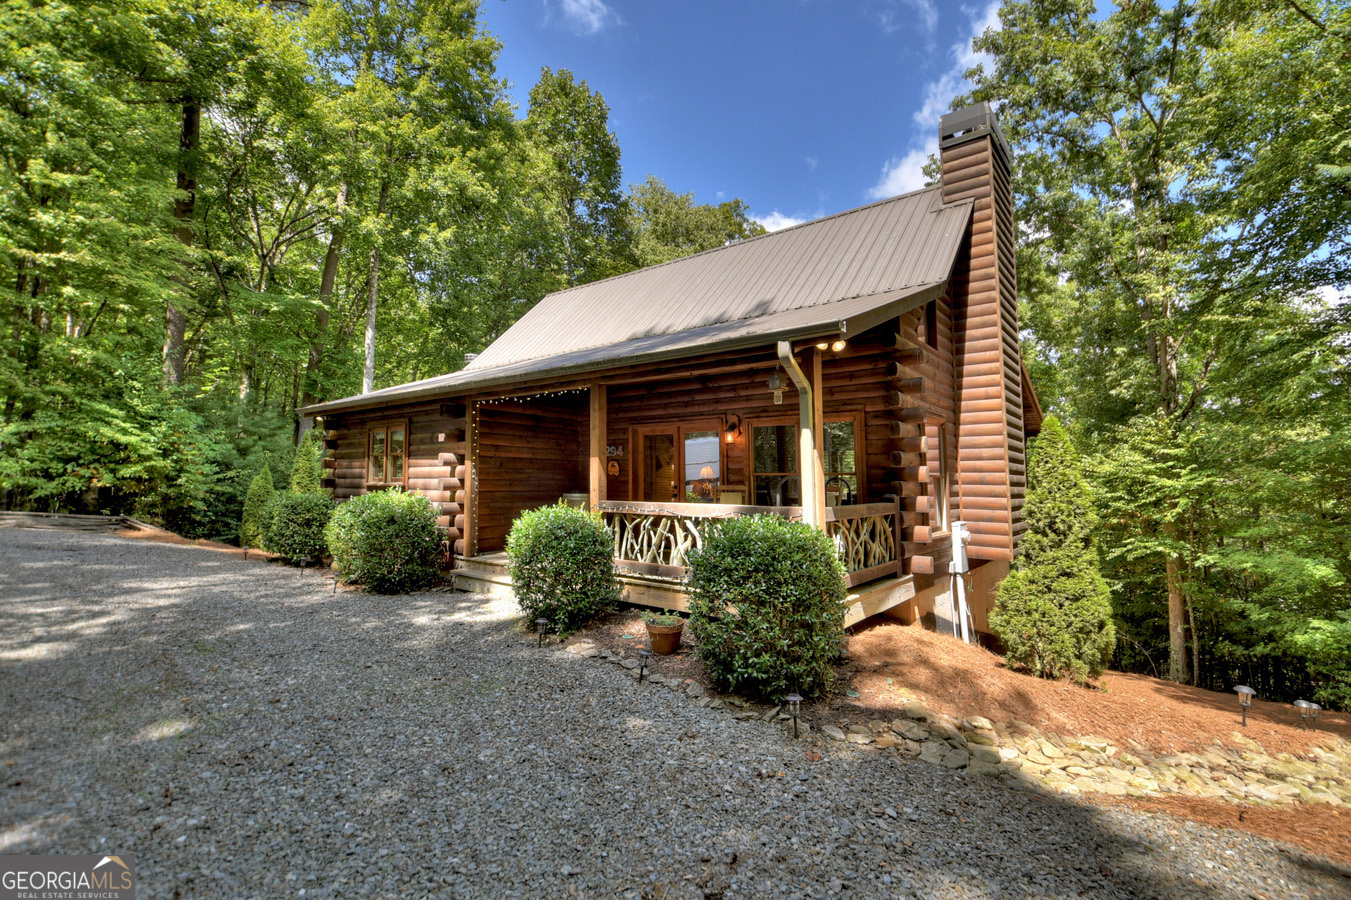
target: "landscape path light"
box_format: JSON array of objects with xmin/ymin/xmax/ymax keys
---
[
  {"xmin": 1294, "ymin": 700, "xmax": 1321, "ymax": 731},
  {"xmin": 638, "ymin": 649, "xmax": 652, "ymax": 683},
  {"xmin": 785, "ymin": 693, "xmax": 803, "ymax": 739},
  {"xmin": 1234, "ymin": 685, "xmax": 1255, "ymax": 727},
  {"xmin": 535, "ymin": 618, "xmax": 548, "ymax": 648}
]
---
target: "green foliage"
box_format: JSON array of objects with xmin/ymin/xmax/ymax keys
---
[
  {"xmin": 630, "ymin": 175, "xmax": 766, "ymax": 266},
  {"xmin": 686, "ymin": 515, "xmax": 847, "ymax": 702},
  {"xmin": 991, "ymin": 418, "xmax": 1115, "ymax": 684},
  {"xmin": 641, "ymin": 608, "xmax": 684, "ymax": 627},
  {"xmin": 324, "ymin": 488, "xmax": 443, "ymax": 593},
  {"xmin": 289, "ymin": 439, "xmax": 323, "ymax": 494},
  {"xmin": 262, "ymin": 491, "xmax": 333, "ymax": 564},
  {"xmin": 240, "ymin": 464, "xmax": 275, "ymax": 548},
  {"xmin": 505, "ymin": 503, "xmax": 618, "ymax": 632}
]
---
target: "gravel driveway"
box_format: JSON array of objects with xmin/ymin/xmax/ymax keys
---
[{"xmin": 2, "ymin": 528, "xmax": 1348, "ymax": 899}]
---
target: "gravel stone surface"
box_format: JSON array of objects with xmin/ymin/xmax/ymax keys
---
[{"xmin": 3, "ymin": 528, "xmax": 1349, "ymax": 899}]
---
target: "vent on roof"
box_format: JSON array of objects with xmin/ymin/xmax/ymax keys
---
[{"xmin": 463, "ymin": 353, "xmax": 479, "ymax": 364}]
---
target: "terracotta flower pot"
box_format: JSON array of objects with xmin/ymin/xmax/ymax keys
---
[{"xmin": 646, "ymin": 622, "xmax": 683, "ymax": 656}]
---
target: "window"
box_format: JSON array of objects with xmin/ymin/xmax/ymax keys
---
[
  {"xmin": 923, "ymin": 299, "xmax": 940, "ymax": 349},
  {"xmin": 367, "ymin": 422, "xmax": 407, "ymax": 486},
  {"xmin": 750, "ymin": 416, "xmax": 862, "ymax": 506}
]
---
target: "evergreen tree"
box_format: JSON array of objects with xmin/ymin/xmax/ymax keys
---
[
  {"xmin": 240, "ymin": 464, "xmax": 275, "ymax": 548},
  {"xmin": 990, "ymin": 416, "xmax": 1115, "ymax": 684},
  {"xmin": 289, "ymin": 441, "xmax": 323, "ymax": 494}
]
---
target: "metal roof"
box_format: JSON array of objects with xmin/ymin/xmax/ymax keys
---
[{"xmin": 303, "ymin": 186, "xmax": 971, "ymax": 416}]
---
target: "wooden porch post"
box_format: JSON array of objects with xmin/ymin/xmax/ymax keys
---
[
  {"xmin": 589, "ymin": 383, "xmax": 607, "ymax": 509},
  {"xmin": 777, "ymin": 341, "xmax": 825, "ymax": 531},
  {"xmin": 808, "ymin": 348, "xmax": 827, "ymax": 531},
  {"xmin": 463, "ymin": 400, "xmax": 478, "ymax": 558}
]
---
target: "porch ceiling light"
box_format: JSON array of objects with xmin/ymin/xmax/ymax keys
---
[
  {"xmin": 1234, "ymin": 685, "xmax": 1255, "ymax": 727},
  {"xmin": 536, "ymin": 617, "xmax": 549, "ymax": 647},
  {"xmin": 816, "ymin": 341, "xmax": 830, "ymax": 350},
  {"xmin": 831, "ymin": 340, "xmax": 846, "ymax": 352},
  {"xmin": 786, "ymin": 693, "xmax": 803, "ymax": 739}
]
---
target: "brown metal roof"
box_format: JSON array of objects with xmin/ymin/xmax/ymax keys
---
[{"xmin": 302, "ymin": 187, "xmax": 971, "ymax": 416}]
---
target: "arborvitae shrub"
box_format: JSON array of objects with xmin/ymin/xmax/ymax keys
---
[
  {"xmin": 289, "ymin": 439, "xmax": 323, "ymax": 494},
  {"xmin": 687, "ymin": 515, "xmax": 847, "ymax": 702},
  {"xmin": 239, "ymin": 464, "xmax": 275, "ymax": 548},
  {"xmin": 990, "ymin": 415, "xmax": 1115, "ymax": 684},
  {"xmin": 325, "ymin": 489, "xmax": 443, "ymax": 593},
  {"xmin": 262, "ymin": 491, "xmax": 333, "ymax": 564},
  {"xmin": 506, "ymin": 503, "xmax": 618, "ymax": 632}
]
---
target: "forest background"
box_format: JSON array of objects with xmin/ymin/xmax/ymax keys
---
[{"xmin": 2, "ymin": 0, "xmax": 1348, "ymax": 706}]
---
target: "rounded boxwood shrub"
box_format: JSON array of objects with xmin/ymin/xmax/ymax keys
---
[
  {"xmin": 687, "ymin": 514, "xmax": 847, "ymax": 702},
  {"xmin": 506, "ymin": 502, "xmax": 618, "ymax": 633},
  {"xmin": 262, "ymin": 491, "xmax": 334, "ymax": 564},
  {"xmin": 325, "ymin": 488, "xmax": 443, "ymax": 593}
]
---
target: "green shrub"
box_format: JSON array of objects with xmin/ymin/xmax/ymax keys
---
[
  {"xmin": 325, "ymin": 488, "xmax": 443, "ymax": 593},
  {"xmin": 262, "ymin": 491, "xmax": 334, "ymax": 564},
  {"xmin": 506, "ymin": 502, "xmax": 618, "ymax": 632},
  {"xmin": 239, "ymin": 464, "xmax": 275, "ymax": 548},
  {"xmin": 686, "ymin": 514, "xmax": 847, "ymax": 702},
  {"xmin": 289, "ymin": 439, "xmax": 324, "ymax": 494},
  {"xmin": 990, "ymin": 416, "xmax": 1115, "ymax": 684}
]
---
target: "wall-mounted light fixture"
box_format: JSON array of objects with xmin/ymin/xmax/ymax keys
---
[{"xmin": 724, "ymin": 414, "xmax": 742, "ymax": 444}]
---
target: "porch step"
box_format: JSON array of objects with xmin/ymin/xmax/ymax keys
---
[
  {"xmin": 452, "ymin": 553, "xmax": 514, "ymax": 598},
  {"xmin": 843, "ymin": 575, "xmax": 916, "ymax": 628}
]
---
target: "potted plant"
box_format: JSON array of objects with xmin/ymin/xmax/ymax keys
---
[{"xmin": 641, "ymin": 609, "xmax": 685, "ymax": 655}]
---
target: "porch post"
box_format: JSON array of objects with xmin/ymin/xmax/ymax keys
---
[
  {"xmin": 777, "ymin": 341, "xmax": 825, "ymax": 531},
  {"xmin": 808, "ymin": 347, "xmax": 827, "ymax": 530},
  {"xmin": 463, "ymin": 399, "xmax": 478, "ymax": 558},
  {"xmin": 589, "ymin": 383, "xmax": 607, "ymax": 509}
]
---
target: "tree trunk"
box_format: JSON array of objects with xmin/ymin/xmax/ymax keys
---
[
  {"xmin": 362, "ymin": 176, "xmax": 390, "ymax": 395},
  {"xmin": 165, "ymin": 99, "xmax": 200, "ymax": 386},
  {"xmin": 301, "ymin": 182, "xmax": 347, "ymax": 417},
  {"xmin": 1164, "ymin": 521, "xmax": 1188, "ymax": 683}
]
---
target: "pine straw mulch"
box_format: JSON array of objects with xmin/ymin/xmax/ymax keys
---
[{"xmin": 570, "ymin": 607, "xmax": 1351, "ymax": 867}]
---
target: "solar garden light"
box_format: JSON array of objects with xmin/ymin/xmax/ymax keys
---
[
  {"xmin": 1294, "ymin": 700, "xmax": 1321, "ymax": 731},
  {"xmin": 638, "ymin": 649, "xmax": 652, "ymax": 682},
  {"xmin": 1234, "ymin": 685, "xmax": 1255, "ymax": 727},
  {"xmin": 785, "ymin": 693, "xmax": 803, "ymax": 739},
  {"xmin": 535, "ymin": 618, "xmax": 548, "ymax": 647}
]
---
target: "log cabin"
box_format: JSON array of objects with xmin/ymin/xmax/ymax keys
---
[{"xmin": 300, "ymin": 102, "xmax": 1043, "ymax": 636}]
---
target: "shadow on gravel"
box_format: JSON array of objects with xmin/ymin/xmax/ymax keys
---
[{"xmin": 1, "ymin": 528, "xmax": 1347, "ymax": 899}]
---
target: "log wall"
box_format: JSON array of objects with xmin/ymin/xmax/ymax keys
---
[{"xmin": 321, "ymin": 399, "xmax": 467, "ymax": 546}]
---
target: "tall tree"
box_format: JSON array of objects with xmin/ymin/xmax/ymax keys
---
[
  {"xmin": 630, "ymin": 175, "xmax": 766, "ymax": 267},
  {"xmin": 968, "ymin": 0, "xmax": 1351, "ymax": 689},
  {"xmin": 526, "ymin": 68, "xmax": 634, "ymax": 285}
]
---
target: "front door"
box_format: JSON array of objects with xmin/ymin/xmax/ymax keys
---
[{"xmin": 635, "ymin": 422, "xmax": 723, "ymax": 503}]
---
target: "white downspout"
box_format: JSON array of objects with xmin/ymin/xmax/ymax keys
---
[
  {"xmin": 776, "ymin": 341, "xmax": 821, "ymax": 530},
  {"xmin": 950, "ymin": 520, "xmax": 973, "ymax": 642}
]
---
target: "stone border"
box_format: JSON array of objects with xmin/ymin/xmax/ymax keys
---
[{"xmin": 565, "ymin": 640, "xmax": 1351, "ymax": 808}]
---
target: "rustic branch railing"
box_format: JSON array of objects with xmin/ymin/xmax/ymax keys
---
[{"xmin": 598, "ymin": 499, "xmax": 901, "ymax": 588}]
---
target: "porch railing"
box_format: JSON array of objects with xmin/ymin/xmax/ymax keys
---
[{"xmin": 597, "ymin": 499, "xmax": 901, "ymax": 588}]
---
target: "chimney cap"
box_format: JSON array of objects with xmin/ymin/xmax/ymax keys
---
[{"xmin": 939, "ymin": 101, "xmax": 1011, "ymax": 163}]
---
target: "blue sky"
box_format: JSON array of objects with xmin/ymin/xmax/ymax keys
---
[{"xmin": 479, "ymin": 0, "xmax": 1001, "ymax": 231}]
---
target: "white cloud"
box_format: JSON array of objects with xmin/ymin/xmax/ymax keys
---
[
  {"xmin": 548, "ymin": 0, "xmax": 620, "ymax": 35},
  {"xmin": 866, "ymin": 138, "xmax": 938, "ymax": 200},
  {"xmin": 805, "ymin": 156, "xmax": 819, "ymax": 171},
  {"xmin": 866, "ymin": 2, "xmax": 1001, "ymax": 200},
  {"xmin": 877, "ymin": 0, "xmax": 938, "ymax": 35},
  {"xmin": 755, "ymin": 210, "xmax": 810, "ymax": 233}
]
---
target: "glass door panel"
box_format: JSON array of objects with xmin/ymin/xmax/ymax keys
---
[
  {"xmin": 641, "ymin": 432, "xmax": 678, "ymax": 502},
  {"xmin": 682, "ymin": 430, "xmax": 720, "ymax": 502}
]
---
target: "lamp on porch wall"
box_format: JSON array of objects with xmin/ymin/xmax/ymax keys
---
[{"xmin": 724, "ymin": 414, "xmax": 741, "ymax": 444}]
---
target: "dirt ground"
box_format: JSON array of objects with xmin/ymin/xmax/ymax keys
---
[{"xmin": 571, "ymin": 607, "xmax": 1351, "ymax": 866}]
